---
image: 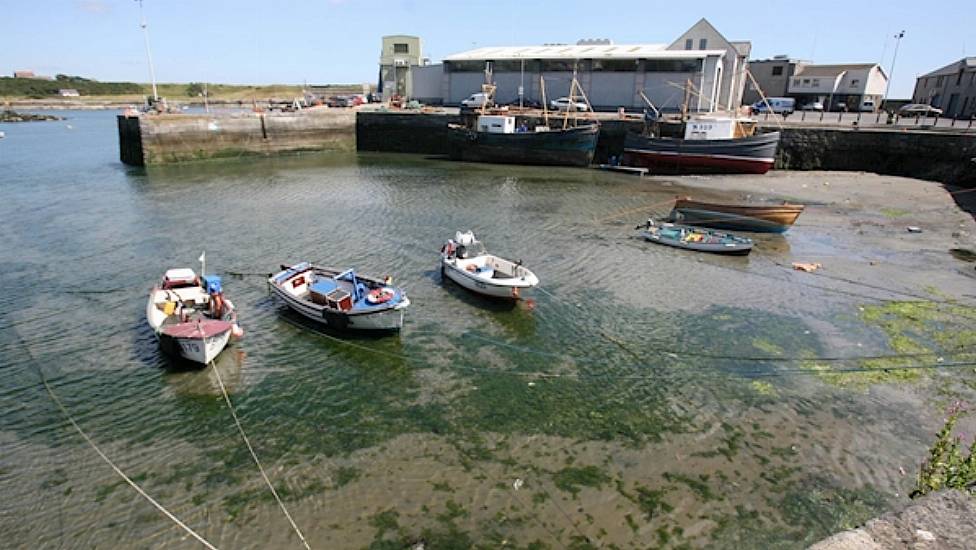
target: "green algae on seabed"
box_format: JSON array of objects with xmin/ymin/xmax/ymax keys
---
[
  {"xmin": 707, "ymin": 479, "xmax": 889, "ymax": 549},
  {"xmin": 552, "ymin": 465, "xmax": 611, "ymax": 496},
  {"xmin": 799, "ymin": 301, "xmax": 976, "ymax": 388},
  {"xmin": 879, "ymin": 207, "xmax": 910, "ymax": 218}
]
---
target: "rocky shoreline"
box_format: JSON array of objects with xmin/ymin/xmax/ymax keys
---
[{"xmin": 0, "ymin": 109, "xmax": 65, "ymax": 122}]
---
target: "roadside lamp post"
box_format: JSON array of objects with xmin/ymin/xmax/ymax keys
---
[{"xmin": 882, "ymin": 30, "xmax": 905, "ymax": 111}]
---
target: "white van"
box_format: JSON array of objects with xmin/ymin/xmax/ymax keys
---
[
  {"xmin": 859, "ymin": 99, "xmax": 877, "ymax": 112},
  {"xmin": 460, "ymin": 93, "xmax": 493, "ymax": 109},
  {"xmin": 752, "ymin": 97, "xmax": 795, "ymax": 114}
]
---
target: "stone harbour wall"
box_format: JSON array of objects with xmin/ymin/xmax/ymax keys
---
[{"xmin": 119, "ymin": 110, "xmax": 356, "ymax": 165}]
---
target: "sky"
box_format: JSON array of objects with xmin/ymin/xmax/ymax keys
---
[{"xmin": 1, "ymin": 0, "xmax": 973, "ymax": 98}]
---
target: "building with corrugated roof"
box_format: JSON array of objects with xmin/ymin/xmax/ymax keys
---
[
  {"xmin": 406, "ymin": 18, "xmax": 751, "ymax": 112},
  {"xmin": 912, "ymin": 57, "xmax": 976, "ymax": 118}
]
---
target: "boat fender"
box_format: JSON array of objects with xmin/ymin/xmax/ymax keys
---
[
  {"xmin": 323, "ymin": 309, "xmax": 348, "ymax": 329},
  {"xmin": 231, "ymin": 323, "xmax": 245, "ymax": 339},
  {"xmin": 366, "ymin": 287, "xmax": 395, "ymax": 304},
  {"xmin": 465, "ymin": 264, "xmax": 477, "ymax": 272}
]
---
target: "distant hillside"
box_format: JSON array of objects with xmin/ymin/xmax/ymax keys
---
[
  {"xmin": 0, "ymin": 75, "xmax": 142, "ymax": 97},
  {"xmin": 1, "ymin": 77, "xmax": 362, "ymax": 101}
]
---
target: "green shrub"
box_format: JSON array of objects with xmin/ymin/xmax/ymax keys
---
[{"xmin": 912, "ymin": 403, "xmax": 976, "ymax": 498}]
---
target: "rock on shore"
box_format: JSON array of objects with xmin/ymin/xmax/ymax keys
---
[
  {"xmin": 0, "ymin": 109, "xmax": 64, "ymax": 122},
  {"xmin": 810, "ymin": 490, "xmax": 976, "ymax": 549}
]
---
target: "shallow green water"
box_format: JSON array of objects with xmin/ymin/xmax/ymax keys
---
[{"xmin": 0, "ymin": 110, "xmax": 972, "ymax": 548}]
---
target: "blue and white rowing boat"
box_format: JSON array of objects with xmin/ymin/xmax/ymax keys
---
[{"xmin": 268, "ymin": 262, "xmax": 409, "ymax": 331}]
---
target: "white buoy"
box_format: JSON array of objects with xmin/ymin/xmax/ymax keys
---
[{"xmin": 0, "ymin": 131, "xmax": 5, "ymax": 139}]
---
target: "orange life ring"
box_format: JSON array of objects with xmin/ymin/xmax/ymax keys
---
[{"xmin": 366, "ymin": 287, "xmax": 395, "ymax": 304}]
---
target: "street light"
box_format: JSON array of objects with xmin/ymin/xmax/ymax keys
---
[{"xmin": 882, "ymin": 30, "xmax": 905, "ymax": 111}]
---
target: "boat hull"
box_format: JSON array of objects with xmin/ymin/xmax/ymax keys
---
[
  {"xmin": 623, "ymin": 131, "xmax": 780, "ymax": 175},
  {"xmin": 441, "ymin": 261, "xmax": 537, "ymax": 299},
  {"xmin": 146, "ymin": 286, "xmax": 237, "ymax": 365},
  {"xmin": 448, "ymin": 124, "xmax": 599, "ymax": 167},
  {"xmin": 268, "ymin": 265, "xmax": 408, "ymax": 331},
  {"xmin": 670, "ymin": 199, "xmax": 805, "ymax": 233},
  {"xmin": 638, "ymin": 229, "xmax": 753, "ymax": 255},
  {"xmin": 158, "ymin": 328, "xmax": 232, "ymax": 364}
]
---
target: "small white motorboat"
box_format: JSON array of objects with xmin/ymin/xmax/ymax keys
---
[
  {"xmin": 146, "ymin": 259, "xmax": 242, "ymax": 365},
  {"xmin": 268, "ymin": 263, "xmax": 410, "ymax": 331},
  {"xmin": 439, "ymin": 231, "xmax": 539, "ymax": 299}
]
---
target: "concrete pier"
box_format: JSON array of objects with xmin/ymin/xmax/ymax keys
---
[
  {"xmin": 118, "ymin": 109, "xmax": 355, "ymax": 165},
  {"xmin": 355, "ymin": 112, "xmax": 976, "ymax": 187}
]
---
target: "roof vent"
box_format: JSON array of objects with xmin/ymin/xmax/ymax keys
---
[{"xmin": 577, "ymin": 38, "xmax": 613, "ymax": 46}]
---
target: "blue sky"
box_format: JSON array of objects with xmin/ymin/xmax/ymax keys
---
[{"xmin": 2, "ymin": 0, "xmax": 973, "ymax": 97}]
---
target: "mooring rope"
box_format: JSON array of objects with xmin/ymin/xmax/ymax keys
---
[
  {"xmin": 35, "ymin": 368, "xmax": 219, "ymax": 549},
  {"xmin": 209, "ymin": 361, "xmax": 312, "ymax": 550}
]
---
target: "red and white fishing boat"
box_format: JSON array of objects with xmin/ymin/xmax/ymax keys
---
[{"xmin": 146, "ymin": 256, "xmax": 242, "ymax": 365}]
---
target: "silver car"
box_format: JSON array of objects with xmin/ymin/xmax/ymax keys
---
[
  {"xmin": 550, "ymin": 97, "xmax": 588, "ymax": 112},
  {"xmin": 898, "ymin": 104, "xmax": 943, "ymax": 117}
]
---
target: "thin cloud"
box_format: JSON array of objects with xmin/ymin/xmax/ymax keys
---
[{"xmin": 77, "ymin": 0, "xmax": 110, "ymax": 14}]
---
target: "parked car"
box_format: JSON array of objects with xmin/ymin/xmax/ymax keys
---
[
  {"xmin": 550, "ymin": 97, "xmax": 588, "ymax": 112},
  {"xmin": 460, "ymin": 92, "xmax": 493, "ymax": 109},
  {"xmin": 751, "ymin": 97, "xmax": 795, "ymax": 114},
  {"xmin": 833, "ymin": 102, "xmax": 848, "ymax": 112},
  {"xmin": 800, "ymin": 101, "xmax": 824, "ymax": 111},
  {"xmin": 898, "ymin": 103, "xmax": 943, "ymax": 117},
  {"xmin": 859, "ymin": 99, "xmax": 876, "ymax": 112}
]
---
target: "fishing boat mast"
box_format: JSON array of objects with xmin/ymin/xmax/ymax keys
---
[{"xmin": 136, "ymin": 0, "xmax": 159, "ymax": 102}]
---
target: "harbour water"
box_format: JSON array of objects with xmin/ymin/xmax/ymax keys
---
[{"xmin": 1, "ymin": 110, "xmax": 974, "ymax": 548}]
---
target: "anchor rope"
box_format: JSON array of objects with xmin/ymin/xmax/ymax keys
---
[
  {"xmin": 209, "ymin": 361, "xmax": 312, "ymax": 550},
  {"xmin": 14, "ymin": 328, "xmax": 220, "ymax": 550}
]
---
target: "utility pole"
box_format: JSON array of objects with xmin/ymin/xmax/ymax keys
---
[
  {"xmin": 882, "ymin": 30, "xmax": 905, "ymax": 111},
  {"xmin": 136, "ymin": 0, "xmax": 159, "ymax": 102}
]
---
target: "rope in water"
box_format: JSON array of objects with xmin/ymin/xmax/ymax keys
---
[
  {"xmin": 24, "ymin": 345, "xmax": 219, "ymax": 549},
  {"xmin": 209, "ymin": 361, "xmax": 312, "ymax": 550}
]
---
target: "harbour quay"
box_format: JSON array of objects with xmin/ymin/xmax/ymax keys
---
[{"xmin": 117, "ymin": 108, "xmax": 355, "ymax": 165}]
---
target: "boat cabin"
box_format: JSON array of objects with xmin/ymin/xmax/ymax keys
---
[
  {"xmin": 477, "ymin": 115, "xmax": 516, "ymax": 134},
  {"xmin": 684, "ymin": 116, "xmax": 757, "ymax": 140}
]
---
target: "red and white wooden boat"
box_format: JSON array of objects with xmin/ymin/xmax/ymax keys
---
[{"xmin": 146, "ymin": 262, "xmax": 242, "ymax": 365}]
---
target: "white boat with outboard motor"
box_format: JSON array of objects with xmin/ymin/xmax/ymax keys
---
[
  {"xmin": 146, "ymin": 255, "xmax": 243, "ymax": 365},
  {"xmin": 439, "ymin": 231, "xmax": 539, "ymax": 299},
  {"xmin": 268, "ymin": 262, "xmax": 410, "ymax": 331}
]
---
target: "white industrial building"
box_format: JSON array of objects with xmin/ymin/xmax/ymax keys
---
[
  {"xmin": 786, "ymin": 64, "xmax": 887, "ymax": 111},
  {"xmin": 407, "ymin": 19, "xmax": 750, "ymax": 112}
]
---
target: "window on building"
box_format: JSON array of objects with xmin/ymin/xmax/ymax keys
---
[
  {"xmin": 393, "ymin": 43, "xmax": 409, "ymax": 54},
  {"xmin": 793, "ymin": 78, "xmax": 801, "ymax": 86},
  {"xmin": 937, "ymin": 76, "xmax": 944, "ymax": 87},
  {"xmin": 812, "ymin": 78, "xmax": 820, "ymax": 87},
  {"xmin": 850, "ymin": 79, "xmax": 859, "ymax": 88},
  {"xmin": 445, "ymin": 60, "xmax": 485, "ymax": 72},
  {"xmin": 772, "ymin": 66, "xmax": 784, "ymax": 76},
  {"xmin": 643, "ymin": 59, "xmax": 702, "ymax": 72},
  {"xmin": 699, "ymin": 38, "xmax": 708, "ymax": 49},
  {"xmin": 802, "ymin": 78, "xmax": 810, "ymax": 85},
  {"xmin": 685, "ymin": 38, "xmax": 693, "ymax": 50},
  {"xmin": 493, "ymin": 60, "xmax": 524, "ymax": 72},
  {"xmin": 591, "ymin": 59, "xmax": 638, "ymax": 72},
  {"xmin": 540, "ymin": 59, "xmax": 575, "ymax": 72}
]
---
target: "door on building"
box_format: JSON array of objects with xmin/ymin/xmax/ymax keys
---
[{"xmin": 945, "ymin": 94, "xmax": 959, "ymax": 117}]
